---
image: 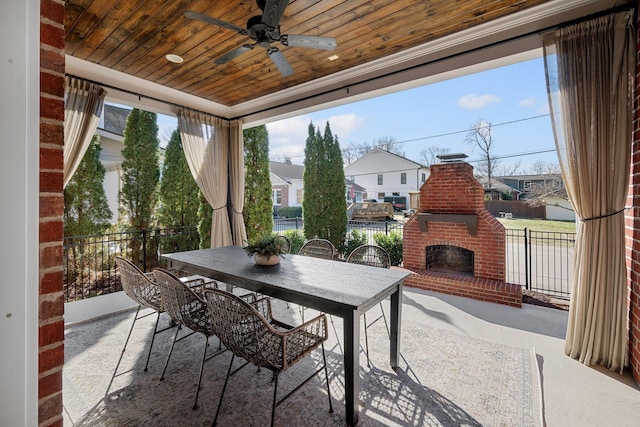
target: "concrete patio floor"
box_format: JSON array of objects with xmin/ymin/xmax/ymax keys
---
[{"xmin": 63, "ymin": 287, "xmax": 640, "ymax": 426}]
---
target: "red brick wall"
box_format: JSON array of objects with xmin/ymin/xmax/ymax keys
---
[
  {"xmin": 39, "ymin": 0, "xmax": 65, "ymax": 425},
  {"xmin": 627, "ymin": 10, "xmax": 640, "ymax": 385},
  {"xmin": 403, "ymin": 162, "xmax": 521, "ymax": 307}
]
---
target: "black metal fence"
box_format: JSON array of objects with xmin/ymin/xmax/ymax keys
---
[
  {"xmin": 63, "ymin": 221, "xmax": 574, "ymax": 302},
  {"xmin": 505, "ymin": 228, "xmax": 575, "ymax": 298},
  {"xmin": 63, "ymin": 226, "xmax": 200, "ymax": 302}
]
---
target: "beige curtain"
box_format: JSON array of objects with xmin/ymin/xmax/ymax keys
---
[
  {"xmin": 542, "ymin": 11, "xmax": 635, "ymax": 372},
  {"xmin": 176, "ymin": 108, "xmax": 233, "ymax": 247},
  {"xmin": 229, "ymin": 120, "xmax": 248, "ymax": 245},
  {"xmin": 63, "ymin": 76, "xmax": 107, "ymax": 187}
]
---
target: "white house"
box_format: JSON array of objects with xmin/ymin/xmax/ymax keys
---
[{"xmin": 344, "ymin": 148, "xmax": 430, "ymax": 210}]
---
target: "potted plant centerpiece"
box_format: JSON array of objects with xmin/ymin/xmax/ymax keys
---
[{"xmin": 243, "ymin": 233, "xmax": 288, "ymax": 266}]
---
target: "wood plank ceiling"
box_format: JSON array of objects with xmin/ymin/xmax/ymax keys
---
[{"xmin": 65, "ymin": 0, "xmax": 551, "ymax": 107}]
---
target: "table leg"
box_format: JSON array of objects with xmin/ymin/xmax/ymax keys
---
[
  {"xmin": 390, "ymin": 285, "xmax": 403, "ymax": 368},
  {"xmin": 343, "ymin": 310, "xmax": 360, "ymax": 426}
]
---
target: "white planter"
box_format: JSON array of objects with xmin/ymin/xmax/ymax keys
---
[{"xmin": 254, "ymin": 254, "xmax": 280, "ymax": 266}]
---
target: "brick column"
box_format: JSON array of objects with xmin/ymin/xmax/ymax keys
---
[
  {"xmin": 626, "ymin": 10, "xmax": 640, "ymax": 385},
  {"xmin": 39, "ymin": 0, "xmax": 65, "ymax": 425}
]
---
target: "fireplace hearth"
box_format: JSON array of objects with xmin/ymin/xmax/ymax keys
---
[{"xmin": 402, "ymin": 160, "xmax": 522, "ymax": 307}]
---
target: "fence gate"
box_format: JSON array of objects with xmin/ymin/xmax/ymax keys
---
[{"xmin": 505, "ymin": 228, "xmax": 575, "ymax": 299}]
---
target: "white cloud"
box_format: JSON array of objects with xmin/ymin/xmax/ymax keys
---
[
  {"xmin": 456, "ymin": 94, "xmax": 500, "ymax": 110},
  {"xmin": 266, "ymin": 113, "xmax": 366, "ymax": 162},
  {"xmin": 517, "ymin": 96, "xmax": 550, "ymax": 114}
]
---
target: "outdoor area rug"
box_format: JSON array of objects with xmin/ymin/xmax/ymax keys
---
[{"xmin": 64, "ymin": 306, "xmax": 543, "ymax": 426}]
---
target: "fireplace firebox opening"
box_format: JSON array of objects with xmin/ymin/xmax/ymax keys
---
[{"xmin": 426, "ymin": 245, "xmax": 474, "ymax": 276}]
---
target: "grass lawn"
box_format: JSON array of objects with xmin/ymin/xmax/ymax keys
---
[{"xmin": 497, "ymin": 217, "xmax": 576, "ymax": 233}]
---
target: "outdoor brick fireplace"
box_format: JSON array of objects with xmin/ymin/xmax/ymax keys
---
[{"xmin": 403, "ymin": 160, "xmax": 521, "ymax": 307}]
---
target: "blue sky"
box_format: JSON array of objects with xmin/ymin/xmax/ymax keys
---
[{"xmin": 157, "ymin": 56, "xmax": 559, "ymax": 174}]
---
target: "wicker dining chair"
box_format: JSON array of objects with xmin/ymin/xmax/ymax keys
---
[
  {"xmin": 204, "ymin": 288, "xmax": 333, "ymax": 427},
  {"xmin": 108, "ymin": 257, "xmax": 209, "ymax": 395},
  {"xmin": 152, "ymin": 268, "xmax": 225, "ymax": 410},
  {"xmin": 274, "ymin": 234, "xmax": 291, "ymax": 253},
  {"xmin": 298, "ymin": 238, "xmax": 336, "ymax": 259},
  {"xmin": 346, "ymin": 245, "xmax": 391, "ymax": 366}
]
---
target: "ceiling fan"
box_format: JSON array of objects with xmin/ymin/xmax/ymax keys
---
[{"xmin": 184, "ymin": 0, "xmax": 337, "ymax": 77}]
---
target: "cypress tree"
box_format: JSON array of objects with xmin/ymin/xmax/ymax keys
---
[
  {"xmin": 119, "ymin": 108, "xmax": 160, "ymax": 232},
  {"xmin": 64, "ymin": 134, "xmax": 113, "ymax": 237},
  {"xmin": 302, "ymin": 121, "xmax": 347, "ymax": 251},
  {"xmin": 158, "ymin": 129, "xmax": 200, "ymax": 227},
  {"xmin": 198, "ymin": 191, "xmax": 212, "ymax": 249},
  {"xmin": 323, "ymin": 123, "xmax": 347, "ymax": 251},
  {"xmin": 303, "ymin": 122, "xmax": 320, "ymax": 239},
  {"xmin": 243, "ymin": 125, "xmax": 274, "ymax": 242}
]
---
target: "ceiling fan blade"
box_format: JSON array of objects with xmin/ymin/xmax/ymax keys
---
[
  {"xmin": 215, "ymin": 45, "xmax": 254, "ymax": 64},
  {"xmin": 184, "ymin": 11, "xmax": 247, "ymax": 35},
  {"xmin": 261, "ymin": 0, "xmax": 289, "ymax": 29},
  {"xmin": 281, "ymin": 34, "xmax": 337, "ymax": 51},
  {"xmin": 267, "ymin": 48, "xmax": 294, "ymax": 77}
]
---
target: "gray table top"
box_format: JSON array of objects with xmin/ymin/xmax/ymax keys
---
[{"xmin": 163, "ymin": 245, "xmax": 410, "ymax": 317}]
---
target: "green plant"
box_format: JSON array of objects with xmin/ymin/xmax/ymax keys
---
[
  {"xmin": 373, "ymin": 232, "xmax": 403, "ymax": 266},
  {"xmin": 284, "ymin": 229, "xmax": 305, "ymax": 254},
  {"xmin": 277, "ymin": 206, "xmax": 302, "ymax": 218},
  {"xmin": 343, "ymin": 229, "xmax": 368, "ymax": 258},
  {"xmin": 243, "ymin": 233, "xmax": 288, "ymax": 260}
]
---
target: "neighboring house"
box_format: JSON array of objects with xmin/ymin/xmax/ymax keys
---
[
  {"xmin": 270, "ymin": 160, "xmax": 368, "ymax": 213},
  {"xmin": 97, "ymin": 104, "xmax": 130, "ymax": 224},
  {"xmin": 270, "ymin": 160, "xmax": 304, "ymax": 213},
  {"xmin": 344, "ymin": 148, "xmax": 430, "ymax": 209},
  {"xmin": 476, "ymin": 175, "xmax": 522, "ymax": 200},
  {"xmin": 497, "ymin": 174, "xmax": 565, "ymax": 199}
]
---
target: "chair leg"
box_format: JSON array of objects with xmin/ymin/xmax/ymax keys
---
[
  {"xmin": 160, "ymin": 324, "xmax": 181, "ymax": 381},
  {"xmin": 321, "ymin": 343, "xmax": 334, "ymax": 413},
  {"xmin": 106, "ymin": 305, "xmax": 141, "ymax": 396},
  {"xmin": 271, "ymin": 372, "xmax": 279, "ymax": 427},
  {"xmin": 193, "ymin": 335, "xmax": 209, "ymax": 410},
  {"xmin": 144, "ymin": 311, "xmax": 162, "ymax": 372},
  {"xmin": 213, "ymin": 354, "xmax": 235, "ymax": 427}
]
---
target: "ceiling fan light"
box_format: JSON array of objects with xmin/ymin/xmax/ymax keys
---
[
  {"xmin": 165, "ymin": 54, "xmax": 184, "ymax": 64},
  {"xmin": 328, "ymin": 54, "xmax": 339, "ymax": 61}
]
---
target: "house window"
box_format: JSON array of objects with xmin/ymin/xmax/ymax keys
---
[
  {"xmin": 378, "ymin": 192, "xmax": 385, "ymax": 199},
  {"xmin": 296, "ymin": 189, "xmax": 303, "ymax": 204},
  {"xmin": 378, "ymin": 174, "xmax": 383, "ymax": 185},
  {"xmin": 273, "ymin": 189, "xmax": 282, "ymax": 205},
  {"xmin": 421, "ymin": 173, "xmax": 426, "ymax": 182},
  {"xmin": 401, "ymin": 172, "xmax": 406, "ymax": 184}
]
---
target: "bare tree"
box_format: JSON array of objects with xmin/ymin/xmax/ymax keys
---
[
  {"xmin": 495, "ymin": 160, "xmax": 521, "ymax": 177},
  {"xmin": 529, "ymin": 160, "xmax": 560, "ymax": 175},
  {"xmin": 419, "ymin": 146, "xmax": 451, "ymax": 166},
  {"xmin": 373, "ymin": 136, "xmax": 403, "ymax": 155},
  {"xmin": 525, "ymin": 177, "xmax": 569, "ymax": 207},
  {"xmin": 466, "ymin": 119, "xmax": 499, "ymax": 188}
]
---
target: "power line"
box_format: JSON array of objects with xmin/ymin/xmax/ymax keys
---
[{"xmin": 274, "ymin": 113, "xmax": 551, "ymax": 160}]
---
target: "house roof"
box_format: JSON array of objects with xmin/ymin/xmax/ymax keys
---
[
  {"xmin": 497, "ymin": 174, "xmax": 563, "ymax": 181},
  {"xmin": 345, "ymin": 148, "xmax": 427, "ymax": 173},
  {"xmin": 99, "ymin": 104, "xmax": 131, "ymax": 136},
  {"xmin": 270, "ymin": 161, "xmax": 304, "ymax": 181},
  {"xmin": 345, "ymin": 179, "xmax": 366, "ymax": 192}
]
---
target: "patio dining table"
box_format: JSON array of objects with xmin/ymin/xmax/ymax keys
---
[{"xmin": 162, "ymin": 245, "xmax": 410, "ymax": 426}]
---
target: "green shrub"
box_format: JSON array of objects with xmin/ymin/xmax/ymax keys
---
[
  {"xmin": 373, "ymin": 232, "xmax": 403, "ymax": 266},
  {"xmin": 284, "ymin": 229, "xmax": 305, "ymax": 254},
  {"xmin": 343, "ymin": 229, "xmax": 368, "ymax": 258},
  {"xmin": 277, "ymin": 206, "xmax": 302, "ymax": 218}
]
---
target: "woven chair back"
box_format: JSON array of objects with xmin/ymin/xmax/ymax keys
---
[
  {"xmin": 346, "ymin": 245, "xmax": 391, "ymax": 269},
  {"xmin": 115, "ymin": 256, "xmax": 163, "ymax": 312},
  {"xmin": 298, "ymin": 238, "xmax": 335, "ymax": 259},
  {"xmin": 204, "ymin": 289, "xmax": 283, "ymax": 370},
  {"xmin": 153, "ymin": 268, "xmax": 212, "ymax": 336},
  {"xmin": 274, "ymin": 234, "xmax": 291, "ymax": 253}
]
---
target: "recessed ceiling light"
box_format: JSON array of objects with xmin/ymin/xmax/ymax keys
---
[
  {"xmin": 165, "ymin": 54, "xmax": 184, "ymax": 64},
  {"xmin": 328, "ymin": 55, "xmax": 339, "ymax": 61}
]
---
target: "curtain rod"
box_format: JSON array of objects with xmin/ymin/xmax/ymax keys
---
[
  {"xmin": 64, "ymin": 73, "xmax": 230, "ymax": 122},
  {"xmin": 229, "ymin": 2, "xmax": 636, "ymax": 121}
]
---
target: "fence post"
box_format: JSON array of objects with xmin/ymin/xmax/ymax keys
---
[
  {"xmin": 524, "ymin": 227, "xmax": 530, "ymax": 290},
  {"xmin": 385, "ymin": 221, "xmax": 389, "ymax": 235},
  {"xmin": 142, "ymin": 229, "xmax": 147, "ymax": 272}
]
